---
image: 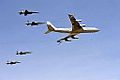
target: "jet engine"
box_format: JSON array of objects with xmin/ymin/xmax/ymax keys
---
[
  {"xmin": 76, "ymin": 19, "xmax": 82, "ymax": 22},
  {"xmin": 71, "ymin": 35, "xmax": 79, "ymax": 39},
  {"xmin": 80, "ymin": 24, "xmax": 86, "ymax": 27},
  {"xmin": 64, "ymin": 38, "xmax": 71, "ymax": 41}
]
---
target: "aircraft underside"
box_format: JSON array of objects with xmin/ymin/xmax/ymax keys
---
[{"xmin": 54, "ymin": 29, "xmax": 99, "ymax": 33}]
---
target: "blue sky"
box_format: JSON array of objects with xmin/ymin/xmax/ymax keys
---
[{"xmin": 0, "ymin": 0, "xmax": 120, "ymax": 80}]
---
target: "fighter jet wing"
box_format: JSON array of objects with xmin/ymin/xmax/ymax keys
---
[
  {"xmin": 24, "ymin": 13, "xmax": 27, "ymax": 16},
  {"xmin": 68, "ymin": 14, "xmax": 83, "ymax": 31}
]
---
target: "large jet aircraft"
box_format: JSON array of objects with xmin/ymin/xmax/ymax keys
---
[
  {"xmin": 18, "ymin": 10, "xmax": 39, "ymax": 16},
  {"xmin": 26, "ymin": 20, "xmax": 45, "ymax": 26},
  {"xmin": 6, "ymin": 61, "xmax": 21, "ymax": 65},
  {"xmin": 45, "ymin": 14, "xmax": 100, "ymax": 44}
]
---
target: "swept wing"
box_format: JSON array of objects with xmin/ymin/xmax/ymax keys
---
[
  {"xmin": 57, "ymin": 33, "xmax": 79, "ymax": 44},
  {"xmin": 68, "ymin": 14, "xmax": 83, "ymax": 31}
]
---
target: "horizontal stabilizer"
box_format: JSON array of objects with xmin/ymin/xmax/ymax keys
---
[
  {"xmin": 45, "ymin": 21, "xmax": 56, "ymax": 34},
  {"xmin": 45, "ymin": 30, "xmax": 52, "ymax": 34}
]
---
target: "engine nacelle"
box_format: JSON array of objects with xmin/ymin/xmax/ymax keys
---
[
  {"xmin": 64, "ymin": 38, "xmax": 71, "ymax": 42},
  {"xmin": 71, "ymin": 36, "xmax": 79, "ymax": 39},
  {"xmin": 76, "ymin": 19, "xmax": 82, "ymax": 22},
  {"xmin": 80, "ymin": 24, "xmax": 86, "ymax": 27}
]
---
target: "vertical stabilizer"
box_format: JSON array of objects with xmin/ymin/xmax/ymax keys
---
[{"xmin": 45, "ymin": 21, "xmax": 56, "ymax": 34}]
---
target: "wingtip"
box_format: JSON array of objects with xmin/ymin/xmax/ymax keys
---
[
  {"xmin": 68, "ymin": 13, "xmax": 74, "ymax": 16},
  {"xmin": 46, "ymin": 21, "xmax": 51, "ymax": 25}
]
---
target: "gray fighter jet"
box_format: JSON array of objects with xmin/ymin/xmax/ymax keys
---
[
  {"xmin": 45, "ymin": 14, "xmax": 100, "ymax": 44},
  {"xmin": 26, "ymin": 20, "xmax": 45, "ymax": 26},
  {"xmin": 16, "ymin": 51, "xmax": 31, "ymax": 55},
  {"xmin": 18, "ymin": 10, "xmax": 39, "ymax": 16},
  {"xmin": 6, "ymin": 61, "xmax": 21, "ymax": 65}
]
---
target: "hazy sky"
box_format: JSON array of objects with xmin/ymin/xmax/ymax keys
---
[{"xmin": 0, "ymin": 0, "xmax": 120, "ymax": 80}]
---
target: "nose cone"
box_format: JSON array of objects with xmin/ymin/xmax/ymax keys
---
[
  {"xmin": 94, "ymin": 28, "xmax": 100, "ymax": 32},
  {"xmin": 96, "ymin": 28, "xmax": 100, "ymax": 32},
  {"xmin": 36, "ymin": 11, "xmax": 39, "ymax": 13}
]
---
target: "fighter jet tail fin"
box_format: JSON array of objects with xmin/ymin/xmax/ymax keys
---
[
  {"xmin": 45, "ymin": 21, "xmax": 56, "ymax": 34},
  {"xmin": 18, "ymin": 10, "xmax": 23, "ymax": 15}
]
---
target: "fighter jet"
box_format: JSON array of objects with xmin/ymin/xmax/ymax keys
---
[
  {"xmin": 16, "ymin": 51, "xmax": 31, "ymax": 55},
  {"xmin": 6, "ymin": 61, "xmax": 21, "ymax": 65},
  {"xmin": 18, "ymin": 10, "xmax": 39, "ymax": 16},
  {"xmin": 26, "ymin": 20, "xmax": 45, "ymax": 26},
  {"xmin": 45, "ymin": 14, "xmax": 100, "ymax": 44}
]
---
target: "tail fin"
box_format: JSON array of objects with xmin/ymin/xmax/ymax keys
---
[
  {"xmin": 18, "ymin": 10, "xmax": 23, "ymax": 15},
  {"xmin": 27, "ymin": 20, "xmax": 29, "ymax": 22},
  {"xmin": 26, "ymin": 20, "xmax": 30, "ymax": 26},
  {"xmin": 45, "ymin": 21, "xmax": 56, "ymax": 34}
]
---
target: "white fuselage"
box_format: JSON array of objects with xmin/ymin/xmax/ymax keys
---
[{"xmin": 53, "ymin": 27, "xmax": 100, "ymax": 33}]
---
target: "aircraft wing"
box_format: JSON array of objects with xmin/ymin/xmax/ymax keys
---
[
  {"xmin": 57, "ymin": 33, "xmax": 79, "ymax": 43},
  {"xmin": 68, "ymin": 14, "xmax": 83, "ymax": 31}
]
